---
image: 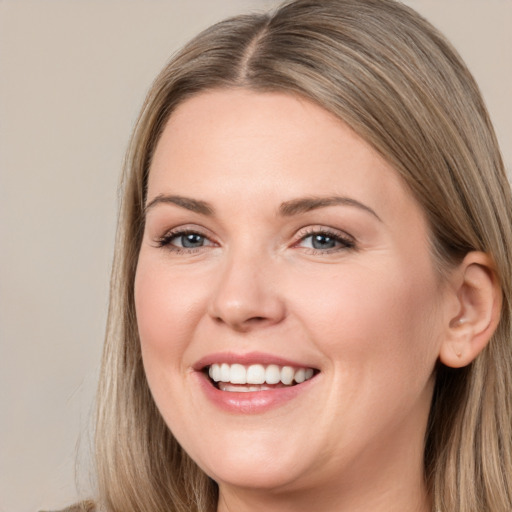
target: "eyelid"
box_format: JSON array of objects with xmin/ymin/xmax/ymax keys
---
[
  {"xmin": 292, "ymin": 225, "xmax": 356, "ymax": 252},
  {"xmin": 151, "ymin": 223, "xmax": 356, "ymax": 254},
  {"xmin": 153, "ymin": 224, "xmax": 218, "ymax": 250}
]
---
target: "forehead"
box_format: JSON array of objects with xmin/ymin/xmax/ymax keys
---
[
  {"xmin": 147, "ymin": 89, "xmax": 424, "ymax": 228},
  {"xmin": 151, "ymin": 91, "xmax": 395, "ymax": 188}
]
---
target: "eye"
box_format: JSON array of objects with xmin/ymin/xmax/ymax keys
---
[
  {"xmin": 296, "ymin": 228, "xmax": 355, "ymax": 253},
  {"xmin": 174, "ymin": 232, "xmax": 207, "ymax": 248},
  {"xmin": 156, "ymin": 229, "xmax": 216, "ymax": 252}
]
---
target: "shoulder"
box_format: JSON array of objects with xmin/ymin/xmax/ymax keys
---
[{"xmin": 40, "ymin": 500, "xmax": 96, "ymax": 512}]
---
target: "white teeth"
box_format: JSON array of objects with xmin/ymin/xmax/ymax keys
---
[
  {"xmin": 294, "ymin": 368, "xmax": 306, "ymax": 384},
  {"xmin": 280, "ymin": 366, "xmax": 295, "ymax": 385},
  {"xmin": 220, "ymin": 363, "xmax": 230, "ymax": 382},
  {"xmin": 265, "ymin": 364, "xmax": 281, "ymax": 384},
  {"xmin": 219, "ymin": 383, "xmax": 274, "ymax": 392},
  {"xmin": 230, "ymin": 364, "xmax": 246, "ymax": 384},
  {"xmin": 207, "ymin": 363, "xmax": 316, "ymax": 387},
  {"xmin": 246, "ymin": 364, "xmax": 265, "ymax": 384},
  {"xmin": 209, "ymin": 364, "xmax": 221, "ymax": 382}
]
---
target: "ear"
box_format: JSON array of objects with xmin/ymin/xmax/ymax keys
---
[{"xmin": 439, "ymin": 252, "xmax": 502, "ymax": 368}]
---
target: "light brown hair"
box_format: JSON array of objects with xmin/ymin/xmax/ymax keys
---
[{"xmin": 95, "ymin": 1, "xmax": 512, "ymax": 510}]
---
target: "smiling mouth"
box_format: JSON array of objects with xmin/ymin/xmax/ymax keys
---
[{"xmin": 205, "ymin": 363, "xmax": 318, "ymax": 392}]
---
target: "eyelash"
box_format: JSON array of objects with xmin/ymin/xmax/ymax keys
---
[
  {"xmin": 294, "ymin": 227, "xmax": 356, "ymax": 254},
  {"xmin": 155, "ymin": 228, "xmax": 214, "ymax": 254},
  {"xmin": 154, "ymin": 227, "xmax": 356, "ymax": 254}
]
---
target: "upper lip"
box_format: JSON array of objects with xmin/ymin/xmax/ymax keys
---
[{"xmin": 192, "ymin": 351, "xmax": 319, "ymax": 371}]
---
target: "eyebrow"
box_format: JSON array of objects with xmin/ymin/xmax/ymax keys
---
[
  {"xmin": 144, "ymin": 193, "xmax": 381, "ymax": 221},
  {"xmin": 279, "ymin": 196, "xmax": 382, "ymax": 221},
  {"xmin": 145, "ymin": 194, "xmax": 214, "ymax": 216}
]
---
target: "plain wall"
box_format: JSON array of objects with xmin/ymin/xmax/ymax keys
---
[{"xmin": 0, "ymin": 1, "xmax": 510, "ymax": 511}]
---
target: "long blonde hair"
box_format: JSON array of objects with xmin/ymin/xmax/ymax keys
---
[{"xmin": 95, "ymin": 1, "xmax": 512, "ymax": 510}]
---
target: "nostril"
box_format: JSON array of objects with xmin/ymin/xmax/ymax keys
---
[
  {"xmin": 207, "ymin": 267, "xmax": 287, "ymax": 330},
  {"xmin": 212, "ymin": 314, "xmax": 272, "ymax": 329}
]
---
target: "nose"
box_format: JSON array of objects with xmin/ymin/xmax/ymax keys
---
[{"xmin": 208, "ymin": 250, "xmax": 286, "ymax": 332}]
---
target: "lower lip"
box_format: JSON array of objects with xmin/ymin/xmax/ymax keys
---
[{"xmin": 194, "ymin": 372, "xmax": 318, "ymax": 414}]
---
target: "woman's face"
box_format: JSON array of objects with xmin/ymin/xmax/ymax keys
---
[{"xmin": 135, "ymin": 90, "xmax": 452, "ymax": 500}]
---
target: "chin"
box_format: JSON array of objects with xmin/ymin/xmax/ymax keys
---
[
  {"xmin": 205, "ymin": 456, "xmax": 305, "ymax": 491},
  {"xmin": 181, "ymin": 429, "xmax": 311, "ymax": 491}
]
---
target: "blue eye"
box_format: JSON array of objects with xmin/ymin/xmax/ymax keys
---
[
  {"xmin": 156, "ymin": 230, "xmax": 214, "ymax": 251},
  {"xmin": 298, "ymin": 230, "xmax": 355, "ymax": 252},
  {"xmin": 177, "ymin": 233, "xmax": 206, "ymax": 248},
  {"xmin": 309, "ymin": 233, "xmax": 337, "ymax": 249}
]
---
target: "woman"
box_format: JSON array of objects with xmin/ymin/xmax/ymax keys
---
[{"xmin": 88, "ymin": 0, "xmax": 512, "ymax": 511}]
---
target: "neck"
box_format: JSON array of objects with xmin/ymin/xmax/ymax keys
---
[
  {"xmin": 216, "ymin": 423, "xmax": 432, "ymax": 512},
  {"xmin": 217, "ymin": 470, "xmax": 430, "ymax": 512},
  {"xmin": 217, "ymin": 475, "xmax": 430, "ymax": 512}
]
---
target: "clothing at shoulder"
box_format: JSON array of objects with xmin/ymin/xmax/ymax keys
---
[{"xmin": 40, "ymin": 500, "xmax": 96, "ymax": 512}]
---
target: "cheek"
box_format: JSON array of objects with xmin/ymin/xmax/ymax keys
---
[
  {"xmin": 134, "ymin": 256, "xmax": 214, "ymax": 436},
  {"xmin": 290, "ymin": 261, "xmax": 442, "ymax": 385},
  {"xmin": 134, "ymin": 257, "xmax": 208, "ymax": 370}
]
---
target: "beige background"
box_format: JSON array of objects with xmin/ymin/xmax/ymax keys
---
[{"xmin": 0, "ymin": 1, "xmax": 510, "ymax": 511}]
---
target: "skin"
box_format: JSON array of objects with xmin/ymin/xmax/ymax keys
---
[{"xmin": 135, "ymin": 89, "xmax": 461, "ymax": 512}]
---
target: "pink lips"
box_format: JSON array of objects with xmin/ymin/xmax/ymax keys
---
[{"xmin": 192, "ymin": 351, "xmax": 319, "ymax": 414}]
